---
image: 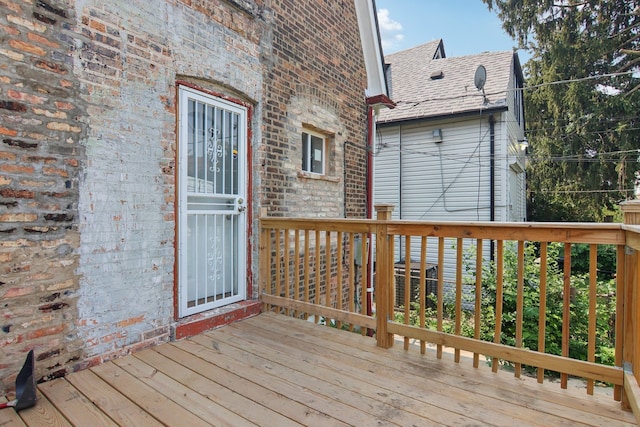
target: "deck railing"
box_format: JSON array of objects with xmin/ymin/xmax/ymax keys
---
[{"xmin": 259, "ymin": 201, "xmax": 640, "ymax": 413}]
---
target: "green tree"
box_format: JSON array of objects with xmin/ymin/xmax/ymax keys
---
[
  {"xmin": 483, "ymin": 0, "xmax": 640, "ymax": 221},
  {"xmin": 477, "ymin": 242, "xmax": 616, "ymax": 367}
]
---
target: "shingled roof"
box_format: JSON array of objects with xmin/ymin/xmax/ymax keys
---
[{"xmin": 379, "ymin": 41, "xmax": 518, "ymax": 124}]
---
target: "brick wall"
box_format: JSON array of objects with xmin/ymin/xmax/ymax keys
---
[
  {"xmin": 72, "ymin": 0, "xmax": 265, "ymax": 366},
  {"xmin": 0, "ymin": 0, "xmax": 267, "ymax": 392},
  {"xmin": 0, "ymin": 0, "xmax": 86, "ymax": 389},
  {"xmin": 0, "ymin": 0, "xmax": 371, "ymax": 393},
  {"xmin": 259, "ymin": 0, "xmax": 369, "ymax": 219}
]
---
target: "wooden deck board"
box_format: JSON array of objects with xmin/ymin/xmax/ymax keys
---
[
  {"xmin": 0, "ymin": 312, "xmax": 635, "ymax": 426},
  {"xmin": 258, "ymin": 312, "xmax": 632, "ymax": 426},
  {"xmin": 213, "ymin": 320, "xmax": 523, "ymax": 426},
  {"xmin": 65, "ymin": 369, "xmax": 161, "ymax": 427},
  {"xmin": 224, "ymin": 316, "xmax": 578, "ymax": 426},
  {"xmin": 153, "ymin": 343, "xmax": 341, "ymax": 427}
]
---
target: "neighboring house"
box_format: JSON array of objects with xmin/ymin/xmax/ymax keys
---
[
  {"xmin": 0, "ymin": 0, "xmax": 389, "ymax": 392},
  {"xmin": 374, "ymin": 40, "xmax": 526, "ymax": 296}
]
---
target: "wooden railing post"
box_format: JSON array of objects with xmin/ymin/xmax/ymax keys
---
[
  {"xmin": 621, "ymin": 200, "xmax": 640, "ymax": 410},
  {"xmin": 375, "ymin": 204, "xmax": 394, "ymax": 348},
  {"xmin": 622, "ymin": 202, "xmax": 640, "ymax": 371}
]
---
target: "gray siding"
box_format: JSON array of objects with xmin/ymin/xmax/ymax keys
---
[{"xmin": 373, "ymin": 111, "xmax": 524, "ymax": 303}]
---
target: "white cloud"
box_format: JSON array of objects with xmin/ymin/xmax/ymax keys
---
[
  {"xmin": 377, "ymin": 8, "xmax": 404, "ymax": 51},
  {"xmin": 378, "ymin": 9, "xmax": 402, "ymax": 32}
]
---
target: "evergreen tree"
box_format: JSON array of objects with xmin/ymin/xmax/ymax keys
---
[{"xmin": 484, "ymin": 0, "xmax": 640, "ymax": 221}]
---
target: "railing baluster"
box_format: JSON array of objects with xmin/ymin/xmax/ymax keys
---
[
  {"xmin": 561, "ymin": 243, "xmax": 572, "ymax": 389},
  {"xmin": 437, "ymin": 237, "xmax": 444, "ymax": 359},
  {"xmin": 348, "ymin": 232, "xmax": 355, "ymax": 331},
  {"xmin": 404, "ymin": 236, "xmax": 411, "ymax": 350},
  {"xmin": 419, "ymin": 236, "xmax": 427, "ymax": 355},
  {"xmin": 260, "ymin": 224, "xmax": 271, "ymax": 311},
  {"xmin": 325, "ymin": 230, "xmax": 332, "ymax": 326},
  {"xmin": 258, "ymin": 216, "xmax": 633, "ymax": 402},
  {"xmin": 474, "ymin": 239, "xmax": 483, "ymax": 368},
  {"xmin": 294, "ymin": 229, "xmax": 300, "ymax": 318},
  {"xmin": 455, "ymin": 238, "xmax": 463, "ymax": 363},
  {"xmin": 314, "ymin": 229, "xmax": 321, "ymax": 323},
  {"xmin": 360, "ymin": 233, "xmax": 368, "ymax": 336},
  {"xmin": 387, "ymin": 230, "xmax": 395, "ymax": 343},
  {"xmin": 304, "ymin": 229, "xmax": 310, "ymax": 320},
  {"xmin": 515, "ymin": 240, "xmax": 524, "ymax": 378},
  {"xmin": 283, "ymin": 229, "xmax": 290, "ymax": 316},
  {"xmin": 275, "ymin": 228, "xmax": 282, "ymax": 314},
  {"xmin": 614, "ymin": 244, "xmax": 625, "ymax": 401},
  {"xmin": 537, "ymin": 242, "xmax": 548, "ymax": 383},
  {"xmin": 492, "ymin": 240, "xmax": 504, "ymax": 373},
  {"xmin": 336, "ymin": 231, "xmax": 343, "ymax": 329},
  {"xmin": 587, "ymin": 243, "xmax": 597, "ymax": 395}
]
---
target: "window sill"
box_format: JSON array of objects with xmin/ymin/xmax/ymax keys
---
[{"xmin": 298, "ymin": 171, "xmax": 340, "ymax": 183}]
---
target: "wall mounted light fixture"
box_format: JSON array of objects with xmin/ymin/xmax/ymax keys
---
[
  {"xmin": 518, "ymin": 138, "xmax": 528, "ymax": 151},
  {"xmin": 433, "ymin": 128, "xmax": 442, "ymax": 142}
]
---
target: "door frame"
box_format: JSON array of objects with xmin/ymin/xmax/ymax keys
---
[{"xmin": 175, "ymin": 82, "xmax": 253, "ymax": 319}]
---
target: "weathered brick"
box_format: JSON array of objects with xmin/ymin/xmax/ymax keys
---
[
  {"xmin": 46, "ymin": 122, "xmax": 80, "ymax": 132},
  {"xmin": 1, "ymin": 164, "xmax": 35, "ymax": 174},
  {"xmin": 54, "ymin": 101, "xmax": 73, "ymax": 110},
  {"xmin": 0, "ymin": 48, "xmax": 24, "ymax": 61},
  {"xmin": 0, "ymin": 189, "xmax": 35, "ymax": 198},
  {"xmin": 2, "ymin": 285, "xmax": 36, "ymax": 298},
  {"xmin": 3, "ymin": 138, "xmax": 38, "ymax": 149},
  {"xmin": 27, "ymin": 32, "xmax": 60, "ymax": 49},
  {"xmin": 42, "ymin": 166, "xmax": 68, "ymax": 177},
  {"xmin": 34, "ymin": 60, "xmax": 68, "ymax": 75},
  {"xmin": 27, "ymin": 325, "xmax": 65, "ymax": 340},
  {"xmin": 32, "ymin": 12, "xmax": 56, "ymax": 25},
  {"xmin": 8, "ymin": 39, "xmax": 46, "ymax": 56},
  {"xmin": 0, "ymin": 101, "xmax": 28, "ymax": 112},
  {"xmin": 2, "ymin": 21, "xmax": 18, "ymax": 38},
  {"xmin": 0, "ymin": 152, "xmax": 17, "ymax": 161},
  {"xmin": 0, "ymin": 213, "xmax": 37, "ymax": 222},
  {"xmin": 6, "ymin": 15, "xmax": 46, "ymax": 32},
  {"xmin": 35, "ymin": 1, "xmax": 68, "ymax": 18},
  {"xmin": 0, "ymin": 126, "xmax": 18, "ymax": 137},
  {"xmin": 116, "ymin": 315, "xmax": 145, "ymax": 328},
  {"xmin": 7, "ymin": 90, "xmax": 46, "ymax": 105}
]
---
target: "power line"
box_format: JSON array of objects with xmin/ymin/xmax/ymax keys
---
[
  {"xmin": 391, "ymin": 70, "xmax": 639, "ymax": 107},
  {"xmin": 534, "ymin": 188, "xmax": 635, "ymax": 194},
  {"xmin": 525, "ymin": 71, "xmax": 639, "ymax": 90},
  {"xmin": 376, "ymin": 140, "xmax": 638, "ymax": 165}
]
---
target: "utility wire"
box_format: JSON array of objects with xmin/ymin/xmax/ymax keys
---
[{"xmin": 391, "ymin": 71, "xmax": 638, "ymax": 107}]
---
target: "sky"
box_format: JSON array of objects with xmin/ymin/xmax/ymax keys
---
[{"xmin": 375, "ymin": 0, "xmax": 530, "ymax": 63}]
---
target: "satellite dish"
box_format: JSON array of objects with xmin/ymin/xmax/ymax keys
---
[{"xmin": 474, "ymin": 65, "xmax": 487, "ymax": 91}]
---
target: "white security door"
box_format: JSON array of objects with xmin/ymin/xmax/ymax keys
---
[{"xmin": 178, "ymin": 86, "xmax": 247, "ymax": 317}]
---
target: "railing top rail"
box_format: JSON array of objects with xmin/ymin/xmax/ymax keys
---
[
  {"xmin": 260, "ymin": 217, "xmax": 379, "ymax": 233},
  {"xmin": 260, "ymin": 217, "xmax": 626, "ymax": 245},
  {"xmin": 386, "ymin": 222, "xmax": 626, "ymax": 245}
]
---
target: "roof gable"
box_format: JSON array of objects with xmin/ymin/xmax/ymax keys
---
[{"xmin": 380, "ymin": 42, "xmax": 519, "ymax": 123}]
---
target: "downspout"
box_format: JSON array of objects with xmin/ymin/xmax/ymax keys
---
[
  {"xmin": 489, "ymin": 114, "xmax": 496, "ymax": 262},
  {"xmin": 366, "ymin": 96, "xmax": 395, "ymax": 334},
  {"xmin": 366, "ymin": 105, "xmax": 374, "ymax": 325}
]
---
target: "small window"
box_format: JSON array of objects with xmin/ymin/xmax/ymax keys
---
[{"xmin": 302, "ymin": 130, "xmax": 326, "ymax": 174}]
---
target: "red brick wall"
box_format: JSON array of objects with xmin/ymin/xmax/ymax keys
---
[
  {"xmin": 0, "ymin": 0, "xmax": 86, "ymax": 390},
  {"xmin": 0, "ymin": 0, "xmax": 372, "ymax": 393},
  {"xmin": 260, "ymin": 0, "xmax": 369, "ymax": 219}
]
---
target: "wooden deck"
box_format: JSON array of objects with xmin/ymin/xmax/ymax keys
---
[{"xmin": 0, "ymin": 312, "xmax": 636, "ymax": 426}]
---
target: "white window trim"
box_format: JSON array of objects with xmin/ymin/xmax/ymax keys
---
[{"xmin": 302, "ymin": 129, "xmax": 327, "ymax": 175}]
